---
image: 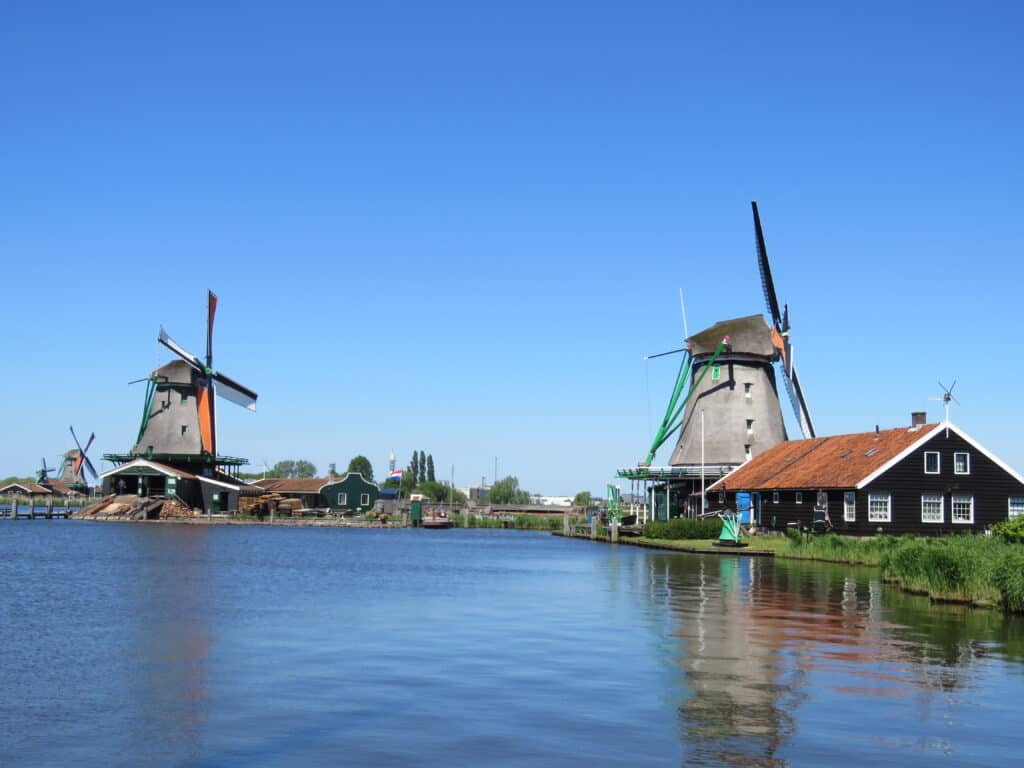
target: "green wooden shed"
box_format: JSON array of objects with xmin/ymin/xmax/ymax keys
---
[{"xmin": 320, "ymin": 472, "xmax": 380, "ymax": 515}]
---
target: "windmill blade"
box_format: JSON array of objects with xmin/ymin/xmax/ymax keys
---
[
  {"xmin": 82, "ymin": 432, "xmax": 95, "ymax": 456},
  {"xmin": 158, "ymin": 326, "xmax": 205, "ymax": 371},
  {"xmin": 207, "ymin": 290, "xmax": 218, "ymax": 366},
  {"xmin": 82, "ymin": 455, "xmax": 99, "ymax": 481},
  {"xmin": 213, "ymin": 371, "xmax": 258, "ymax": 411},
  {"xmin": 69, "ymin": 426, "xmax": 86, "ymax": 475},
  {"xmin": 752, "ymin": 200, "xmax": 783, "ymax": 327},
  {"xmin": 781, "ymin": 358, "xmax": 815, "ymax": 439}
]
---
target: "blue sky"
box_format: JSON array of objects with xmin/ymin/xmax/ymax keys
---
[{"xmin": 2, "ymin": 1, "xmax": 1021, "ymax": 495}]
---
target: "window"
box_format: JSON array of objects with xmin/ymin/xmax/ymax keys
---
[
  {"xmin": 921, "ymin": 494, "xmax": 944, "ymax": 523},
  {"xmin": 844, "ymin": 491, "xmax": 856, "ymax": 522},
  {"xmin": 1010, "ymin": 497, "xmax": 1024, "ymax": 519},
  {"xmin": 868, "ymin": 493, "xmax": 891, "ymax": 522},
  {"xmin": 360, "ymin": 493, "xmax": 370, "ymax": 506},
  {"xmin": 744, "ymin": 383, "xmax": 752, "ymax": 399},
  {"xmin": 746, "ymin": 419, "xmax": 754, "ymax": 435},
  {"xmin": 772, "ymin": 491, "xmax": 779, "ymax": 504},
  {"xmin": 337, "ymin": 492, "xmax": 347, "ymax": 505},
  {"xmin": 181, "ymin": 425, "xmax": 187, "ymax": 435},
  {"xmin": 744, "ymin": 444, "xmax": 752, "ymax": 461},
  {"xmin": 951, "ymin": 495, "xmax": 974, "ymax": 524},
  {"xmin": 181, "ymin": 393, "xmax": 188, "ymax": 403},
  {"xmin": 954, "ymin": 452, "xmax": 970, "ymax": 475},
  {"xmin": 924, "ymin": 451, "xmax": 940, "ymax": 474},
  {"xmin": 712, "ymin": 365, "xmax": 721, "ymax": 381},
  {"xmin": 795, "ymin": 492, "xmax": 803, "ymax": 504}
]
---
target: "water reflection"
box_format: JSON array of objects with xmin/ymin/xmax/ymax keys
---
[
  {"xmin": 648, "ymin": 554, "xmax": 1024, "ymax": 767},
  {"xmin": 124, "ymin": 526, "xmax": 213, "ymax": 763}
]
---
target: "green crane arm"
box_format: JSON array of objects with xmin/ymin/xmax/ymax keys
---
[{"xmin": 642, "ymin": 339, "xmax": 729, "ymax": 466}]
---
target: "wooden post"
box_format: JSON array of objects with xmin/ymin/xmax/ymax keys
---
[
  {"xmin": 611, "ymin": 517, "xmax": 619, "ymax": 543},
  {"xmin": 46, "ymin": 496, "xmax": 54, "ymax": 519},
  {"xmin": 590, "ymin": 516, "xmax": 597, "ymax": 540},
  {"xmin": 563, "ymin": 511, "xmax": 569, "ymax": 535}
]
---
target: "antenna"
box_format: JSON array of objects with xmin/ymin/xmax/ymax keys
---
[
  {"xmin": 929, "ymin": 380, "xmax": 960, "ymax": 427},
  {"xmin": 679, "ymin": 288, "xmax": 689, "ymax": 340}
]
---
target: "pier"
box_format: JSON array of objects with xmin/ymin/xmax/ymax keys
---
[{"xmin": 0, "ymin": 495, "xmax": 79, "ymax": 519}]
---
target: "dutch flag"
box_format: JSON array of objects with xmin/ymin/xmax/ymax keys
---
[{"xmin": 389, "ymin": 470, "xmax": 404, "ymax": 480}]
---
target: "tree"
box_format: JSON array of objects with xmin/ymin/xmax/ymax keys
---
[
  {"xmin": 418, "ymin": 480, "xmax": 467, "ymax": 504},
  {"xmin": 426, "ymin": 454, "xmax": 435, "ymax": 483},
  {"xmin": 270, "ymin": 460, "xmax": 317, "ymax": 478},
  {"xmin": 347, "ymin": 455, "xmax": 374, "ymax": 481},
  {"xmin": 418, "ymin": 450, "xmax": 427, "ymax": 484},
  {"xmin": 489, "ymin": 475, "xmax": 531, "ymax": 505},
  {"xmin": 410, "ymin": 453, "xmax": 419, "ymax": 486},
  {"xmin": 573, "ymin": 491, "xmax": 592, "ymax": 510},
  {"xmin": 400, "ymin": 470, "xmax": 416, "ymax": 495}
]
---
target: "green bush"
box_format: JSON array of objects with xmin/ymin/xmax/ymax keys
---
[
  {"xmin": 992, "ymin": 517, "xmax": 1024, "ymax": 544},
  {"xmin": 642, "ymin": 518, "xmax": 722, "ymax": 540},
  {"xmin": 784, "ymin": 527, "xmax": 803, "ymax": 546}
]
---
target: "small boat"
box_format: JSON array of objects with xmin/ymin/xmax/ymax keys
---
[{"xmin": 422, "ymin": 509, "xmax": 453, "ymax": 529}]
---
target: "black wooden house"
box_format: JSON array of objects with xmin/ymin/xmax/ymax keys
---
[{"xmin": 708, "ymin": 415, "xmax": 1024, "ymax": 535}]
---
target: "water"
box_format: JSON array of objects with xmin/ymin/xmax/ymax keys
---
[{"xmin": 1, "ymin": 523, "xmax": 1023, "ymax": 766}]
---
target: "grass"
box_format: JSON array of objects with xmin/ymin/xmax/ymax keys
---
[{"xmin": 618, "ymin": 523, "xmax": 1024, "ymax": 613}]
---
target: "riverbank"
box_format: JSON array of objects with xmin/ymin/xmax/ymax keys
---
[{"xmin": 592, "ymin": 530, "xmax": 1024, "ymax": 613}]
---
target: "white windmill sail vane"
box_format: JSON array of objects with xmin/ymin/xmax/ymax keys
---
[
  {"xmin": 158, "ymin": 326, "xmax": 204, "ymax": 371},
  {"xmin": 213, "ymin": 372, "xmax": 258, "ymax": 411}
]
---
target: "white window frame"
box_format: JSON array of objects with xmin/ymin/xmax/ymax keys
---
[
  {"xmin": 744, "ymin": 383, "xmax": 752, "ymax": 399},
  {"xmin": 1009, "ymin": 497, "xmax": 1024, "ymax": 519},
  {"xmin": 772, "ymin": 491, "xmax": 779, "ymax": 504},
  {"xmin": 360, "ymin": 493, "xmax": 370, "ymax": 506},
  {"xmin": 338, "ymin": 492, "xmax": 347, "ymax": 505},
  {"xmin": 843, "ymin": 491, "xmax": 856, "ymax": 522},
  {"xmin": 924, "ymin": 451, "xmax": 940, "ymax": 475},
  {"xmin": 954, "ymin": 452, "xmax": 970, "ymax": 475},
  {"xmin": 951, "ymin": 495, "xmax": 974, "ymax": 524},
  {"xmin": 746, "ymin": 419, "xmax": 754, "ymax": 435},
  {"xmin": 744, "ymin": 444, "xmax": 752, "ymax": 461},
  {"xmin": 795, "ymin": 492, "xmax": 803, "ymax": 504},
  {"xmin": 868, "ymin": 493, "xmax": 891, "ymax": 523},
  {"xmin": 921, "ymin": 494, "xmax": 944, "ymax": 524}
]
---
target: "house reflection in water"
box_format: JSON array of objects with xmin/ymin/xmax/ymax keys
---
[{"xmin": 647, "ymin": 554, "xmax": 1005, "ymax": 767}]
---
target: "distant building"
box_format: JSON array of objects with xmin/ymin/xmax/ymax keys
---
[
  {"xmin": 708, "ymin": 417, "xmax": 1024, "ymax": 535},
  {"xmin": 256, "ymin": 472, "xmax": 380, "ymax": 515}
]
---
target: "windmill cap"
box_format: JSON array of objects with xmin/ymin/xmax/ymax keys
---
[{"xmin": 687, "ymin": 315, "xmax": 775, "ymax": 357}]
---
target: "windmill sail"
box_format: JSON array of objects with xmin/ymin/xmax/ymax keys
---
[{"xmin": 752, "ymin": 201, "xmax": 815, "ymax": 439}]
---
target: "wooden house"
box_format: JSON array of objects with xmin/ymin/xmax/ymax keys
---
[
  {"xmin": 707, "ymin": 415, "xmax": 1024, "ymax": 535},
  {"xmin": 100, "ymin": 458, "xmax": 247, "ymax": 514},
  {"xmin": 256, "ymin": 473, "xmax": 381, "ymax": 515}
]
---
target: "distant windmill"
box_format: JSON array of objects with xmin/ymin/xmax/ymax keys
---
[
  {"xmin": 54, "ymin": 426, "xmax": 99, "ymax": 491},
  {"xmin": 130, "ymin": 290, "xmax": 258, "ymax": 464},
  {"xmin": 37, "ymin": 456, "xmax": 59, "ymax": 484},
  {"xmin": 930, "ymin": 380, "xmax": 960, "ymax": 424}
]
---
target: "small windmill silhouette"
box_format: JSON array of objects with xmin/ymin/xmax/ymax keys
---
[{"xmin": 930, "ymin": 380, "xmax": 960, "ymax": 424}]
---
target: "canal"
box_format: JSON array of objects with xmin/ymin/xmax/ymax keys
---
[{"xmin": 1, "ymin": 523, "xmax": 1021, "ymax": 766}]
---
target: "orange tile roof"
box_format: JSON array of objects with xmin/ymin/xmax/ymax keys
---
[
  {"xmin": 710, "ymin": 424, "xmax": 940, "ymax": 491},
  {"xmin": 256, "ymin": 477, "xmax": 328, "ymax": 493}
]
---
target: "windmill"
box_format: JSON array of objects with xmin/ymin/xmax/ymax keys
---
[
  {"xmin": 129, "ymin": 290, "xmax": 257, "ymax": 466},
  {"xmin": 52, "ymin": 426, "xmax": 99, "ymax": 491},
  {"xmin": 930, "ymin": 380, "xmax": 959, "ymax": 423},
  {"xmin": 619, "ymin": 201, "xmax": 817, "ymax": 521},
  {"xmin": 37, "ymin": 456, "xmax": 59, "ymax": 484}
]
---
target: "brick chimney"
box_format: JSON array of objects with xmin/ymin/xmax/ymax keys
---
[{"xmin": 911, "ymin": 411, "xmax": 927, "ymax": 427}]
